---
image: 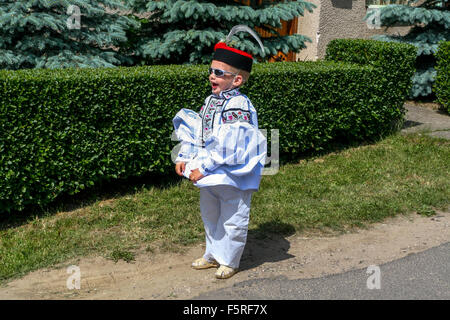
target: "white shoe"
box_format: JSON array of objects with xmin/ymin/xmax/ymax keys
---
[
  {"xmin": 215, "ymin": 265, "xmax": 238, "ymax": 279},
  {"xmin": 191, "ymin": 257, "xmax": 219, "ymax": 270}
]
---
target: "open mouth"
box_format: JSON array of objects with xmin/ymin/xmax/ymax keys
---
[{"xmin": 211, "ymin": 82, "xmax": 219, "ymax": 90}]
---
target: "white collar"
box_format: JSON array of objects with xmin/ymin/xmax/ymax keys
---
[{"xmin": 212, "ymin": 87, "xmax": 241, "ymax": 100}]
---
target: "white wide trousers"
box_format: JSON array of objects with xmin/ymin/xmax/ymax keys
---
[{"xmin": 199, "ymin": 185, "xmax": 254, "ymax": 269}]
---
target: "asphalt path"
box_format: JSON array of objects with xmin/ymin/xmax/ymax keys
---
[
  {"xmin": 401, "ymin": 103, "xmax": 450, "ymax": 139},
  {"xmin": 194, "ymin": 242, "xmax": 449, "ymax": 300}
]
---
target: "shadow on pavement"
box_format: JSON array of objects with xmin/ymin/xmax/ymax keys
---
[{"xmin": 402, "ymin": 120, "xmax": 422, "ymax": 129}]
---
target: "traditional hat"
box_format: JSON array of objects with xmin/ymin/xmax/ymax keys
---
[{"xmin": 212, "ymin": 25, "xmax": 265, "ymax": 73}]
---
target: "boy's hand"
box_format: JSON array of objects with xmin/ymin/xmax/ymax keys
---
[
  {"xmin": 175, "ymin": 162, "xmax": 186, "ymax": 176},
  {"xmin": 189, "ymin": 168, "xmax": 204, "ymax": 183}
]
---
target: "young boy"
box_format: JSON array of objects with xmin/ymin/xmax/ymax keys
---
[{"xmin": 173, "ymin": 41, "xmax": 266, "ymax": 279}]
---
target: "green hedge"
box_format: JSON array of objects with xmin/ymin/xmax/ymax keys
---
[
  {"xmin": 325, "ymin": 39, "xmax": 416, "ymax": 107},
  {"xmin": 0, "ymin": 66, "xmax": 205, "ymax": 213},
  {"xmin": 434, "ymin": 41, "xmax": 450, "ymax": 114},
  {"xmin": 0, "ymin": 39, "xmax": 416, "ymax": 214},
  {"xmin": 245, "ymin": 62, "xmax": 393, "ymax": 160}
]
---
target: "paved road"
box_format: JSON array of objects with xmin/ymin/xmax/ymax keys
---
[
  {"xmin": 402, "ymin": 103, "xmax": 450, "ymax": 139},
  {"xmin": 194, "ymin": 242, "xmax": 449, "ymax": 300}
]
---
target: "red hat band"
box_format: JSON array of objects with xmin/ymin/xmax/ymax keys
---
[{"xmin": 213, "ymin": 42, "xmax": 253, "ymax": 73}]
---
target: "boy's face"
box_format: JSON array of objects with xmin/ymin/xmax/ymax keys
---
[{"xmin": 209, "ymin": 60, "xmax": 243, "ymax": 96}]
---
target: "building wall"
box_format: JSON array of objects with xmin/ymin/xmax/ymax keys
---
[
  {"xmin": 296, "ymin": 0, "xmax": 322, "ymax": 61},
  {"xmin": 296, "ymin": 0, "xmax": 412, "ymax": 61}
]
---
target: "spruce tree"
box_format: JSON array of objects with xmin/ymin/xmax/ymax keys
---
[
  {"xmin": 0, "ymin": 0, "xmax": 140, "ymax": 69},
  {"xmin": 126, "ymin": 0, "xmax": 317, "ymax": 65},
  {"xmin": 365, "ymin": 0, "xmax": 450, "ymax": 99}
]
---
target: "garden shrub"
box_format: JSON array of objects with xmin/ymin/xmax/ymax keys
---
[
  {"xmin": 0, "ymin": 40, "xmax": 416, "ymax": 213},
  {"xmin": 434, "ymin": 41, "xmax": 450, "ymax": 114}
]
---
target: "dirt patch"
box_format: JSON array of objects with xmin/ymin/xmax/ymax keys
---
[
  {"xmin": 0, "ymin": 209, "xmax": 449, "ymax": 300},
  {"xmin": 405, "ymin": 100, "xmax": 441, "ymax": 111}
]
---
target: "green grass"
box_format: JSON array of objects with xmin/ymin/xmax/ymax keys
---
[{"xmin": 0, "ymin": 133, "xmax": 449, "ymax": 284}]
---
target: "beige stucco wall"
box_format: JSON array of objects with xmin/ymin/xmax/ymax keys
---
[
  {"xmin": 296, "ymin": 0, "xmax": 321, "ymax": 61},
  {"xmin": 296, "ymin": 0, "xmax": 412, "ymax": 61}
]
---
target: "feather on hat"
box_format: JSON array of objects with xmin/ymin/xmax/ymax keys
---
[{"xmin": 213, "ymin": 25, "xmax": 265, "ymax": 73}]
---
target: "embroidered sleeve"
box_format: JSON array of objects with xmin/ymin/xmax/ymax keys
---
[
  {"xmin": 221, "ymin": 95, "xmax": 253, "ymax": 124},
  {"xmin": 221, "ymin": 108, "xmax": 251, "ymax": 124}
]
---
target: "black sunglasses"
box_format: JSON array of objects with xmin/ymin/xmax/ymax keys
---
[{"xmin": 209, "ymin": 67, "xmax": 239, "ymax": 77}]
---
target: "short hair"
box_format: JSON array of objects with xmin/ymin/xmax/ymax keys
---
[
  {"xmin": 239, "ymin": 70, "xmax": 250, "ymax": 84},
  {"xmin": 227, "ymin": 65, "xmax": 250, "ymax": 85}
]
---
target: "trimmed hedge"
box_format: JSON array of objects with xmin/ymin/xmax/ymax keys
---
[
  {"xmin": 245, "ymin": 62, "xmax": 388, "ymax": 160},
  {"xmin": 325, "ymin": 39, "xmax": 417, "ymax": 109},
  {"xmin": 0, "ymin": 39, "xmax": 416, "ymax": 213},
  {"xmin": 0, "ymin": 66, "xmax": 204, "ymax": 213},
  {"xmin": 434, "ymin": 41, "xmax": 450, "ymax": 114}
]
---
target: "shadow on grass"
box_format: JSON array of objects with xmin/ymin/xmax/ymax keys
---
[
  {"xmin": 0, "ymin": 170, "xmax": 183, "ymax": 231},
  {"xmin": 279, "ymin": 131, "xmax": 387, "ymax": 166},
  {"xmin": 0, "ymin": 134, "xmax": 386, "ymax": 231},
  {"xmin": 0, "ymin": 126, "xmax": 399, "ymax": 232},
  {"xmin": 239, "ymin": 221, "xmax": 296, "ymax": 272}
]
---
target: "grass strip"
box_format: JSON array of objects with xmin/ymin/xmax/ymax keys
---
[{"xmin": 0, "ymin": 133, "xmax": 448, "ymax": 283}]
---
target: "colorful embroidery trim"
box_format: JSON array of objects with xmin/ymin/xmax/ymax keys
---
[
  {"xmin": 201, "ymin": 97, "xmax": 225, "ymax": 143},
  {"xmin": 221, "ymin": 109, "xmax": 251, "ymax": 124},
  {"xmin": 200, "ymin": 88, "xmax": 243, "ymax": 144},
  {"xmin": 221, "ymin": 88, "xmax": 241, "ymax": 100}
]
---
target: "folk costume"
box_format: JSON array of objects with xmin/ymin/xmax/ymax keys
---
[
  {"xmin": 172, "ymin": 26, "xmax": 267, "ymax": 271},
  {"xmin": 173, "ymin": 88, "xmax": 266, "ymax": 191}
]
